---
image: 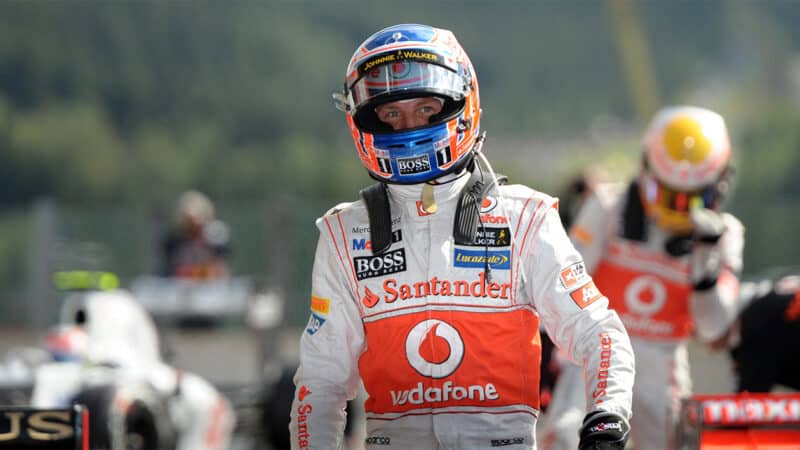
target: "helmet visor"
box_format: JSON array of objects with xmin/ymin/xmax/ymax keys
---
[
  {"xmin": 642, "ymin": 173, "xmax": 718, "ymax": 213},
  {"xmin": 350, "ymin": 61, "xmax": 465, "ymax": 111}
]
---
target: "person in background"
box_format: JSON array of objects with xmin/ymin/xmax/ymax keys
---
[
  {"xmin": 557, "ymin": 166, "xmax": 608, "ymax": 231},
  {"xmin": 288, "ymin": 23, "xmax": 634, "ymax": 450},
  {"xmin": 541, "ymin": 105, "xmax": 744, "ymax": 450},
  {"xmin": 709, "ymin": 270, "xmax": 800, "ymax": 393},
  {"xmin": 161, "ymin": 190, "xmax": 231, "ymax": 279}
]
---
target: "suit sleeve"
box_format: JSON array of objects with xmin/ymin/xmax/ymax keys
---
[
  {"xmin": 528, "ymin": 204, "xmax": 635, "ymax": 419},
  {"xmin": 567, "ymin": 186, "xmax": 613, "ymax": 275},
  {"xmin": 289, "ymin": 223, "xmax": 365, "ymax": 450},
  {"xmin": 690, "ymin": 213, "xmax": 745, "ymax": 342}
]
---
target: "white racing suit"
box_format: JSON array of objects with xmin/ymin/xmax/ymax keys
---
[
  {"xmin": 31, "ymin": 289, "xmax": 235, "ymax": 450},
  {"xmin": 289, "ymin": 175, "xmax": 635, "ymax": 449},
  {"xmin": 540, "ymin": 182, "xmax": 743, "ymax": 450}
]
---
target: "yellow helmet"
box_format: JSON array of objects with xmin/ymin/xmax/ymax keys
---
[{"xmin": 640, "ymin": 106, "xmax": 732, "ymax": 233}]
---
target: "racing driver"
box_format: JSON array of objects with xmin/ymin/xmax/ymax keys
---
[
  {"xmin": 541, "ymin": 105, "xmax": 745, "ymax": 450},
  {"xmin": 289, "ymin": 23, "xmax": 635, "ymax": 450}
]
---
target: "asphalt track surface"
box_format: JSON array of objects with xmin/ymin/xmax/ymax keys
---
[{"xmin": 0, "ymin": 326, "xmax": 734, "ymax": 450}]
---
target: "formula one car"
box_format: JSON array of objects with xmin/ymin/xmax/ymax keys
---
[{"xmin": 5, "ymin": 272, "xmax": 237, "ymax": 450}]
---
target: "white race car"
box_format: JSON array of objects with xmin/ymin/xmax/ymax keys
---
[{"xmin": 27, "ymin": 283, "xmax": 236, "ymax": 450}]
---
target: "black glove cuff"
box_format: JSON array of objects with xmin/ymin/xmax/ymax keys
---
[{"xmin": 693, "ymin": 276, "xmax": 719, "ymax": 291}]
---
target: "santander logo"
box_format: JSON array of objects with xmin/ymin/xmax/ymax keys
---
[{"xmin": 405, "ymin": 319, "xmax": 464, "ymax": 379}]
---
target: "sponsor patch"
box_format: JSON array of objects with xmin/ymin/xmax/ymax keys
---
[
  {"xmin": 570, "ymin": 281, "xmax": 603, "ymax": 309},
  {"xmin": 353, "ymin": 248, "xmax": 407, "ymax": 280},
  {"xmin": 310, "ymin": 296, "xmax": 330, "ymax": 315},
  {"xmin": 589, "ymin": 421, "xmax": 623, "ymax": 433},
  {"xmin": 397, "ymin": 154, "xmax": 431, "ymax": 175},
  {"xmin": 416, "ymin": 201, "xmax": 434, "ymax": 216},
  {"xmin": 491, "ymin": 437, "xmax": 525, "ymax": 447},
  {"xmin": 367, "ymin": 272, "xmax": 511, "ymax": 308},
  {"xmin": 434, "ymin": 141, "xmax": 452, "ymax": 166},
  {"xmin": 559, "ymin": 261, "xmax": 588, "ymax": 289},
  {"xmin": 365, "ymin": 436, "xmax": 391, "ymax": 446},
  {"xmin": 351, "ymin": 217, "xmax": 401, "ymax": 234},
  {"xmin": 361, "ymin": 286, "xmax": 381, "ymax": 308},
  {"xmin": 298, "ymin": 385, "xmax": 312, "ymax": 401},
  {"xmin": 305, "ymin": 312, "xmax": 326, "ymax": 335},
  {"xmin": 470, "ymin": 227, "xmax": 511, "ymax": 247},
  {"xmin": 480, "ymin": 195, "xmax": 498, "ymax": 213},
  {"xmin": 571, "ymin": 225, "xmax": 594, "ymax": 246},
  {"xmin": 479, "ymin": 213, "xmax": 508, "ymax": 225},
  {"xmin": 454, "ymin": 249, "xmax": 510, "ymax": 270},
  {"xmin": 352, "ymin": 229, "xmax": 402, "ymax": 251}
]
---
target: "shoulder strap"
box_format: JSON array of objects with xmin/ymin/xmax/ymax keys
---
[
  {"xmin": 620, "ymin": 179, "xmax": 693, "ymax": 255},
  {"xmin": 359, "ymin": 183, "xmax": 393, "ymax": 255},
  {"xmin": 453, "ymin": 171, "xmax": 508, "ymax": 246},
  {"xmin": 620, "ymin": 180, "xmax": 646, "ymax": 242}
]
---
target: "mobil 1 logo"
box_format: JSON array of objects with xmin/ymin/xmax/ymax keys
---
[{"xmin": 354, "ymin": 249, "xmax": 407, "ymax": 280}]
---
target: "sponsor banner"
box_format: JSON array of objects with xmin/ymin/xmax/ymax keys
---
[
  {"xmin": 453, "ymin": 249, "xmax": 510, "ymax": 270},
  {"xmin": 694, "ymin": 393, "xmax": 800, "ymax": 425},
  {"xmin": 354, "ymin": 249, "xmax": 407, "ymax": 280}
]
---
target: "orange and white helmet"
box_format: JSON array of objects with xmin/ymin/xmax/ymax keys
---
[
  {"xmin": 334, "ymin": 24, "xmax": 481, "ymax": 184},
  {"xmin": 639, "ymin": 105, "xmax": 732, "ymax": 233}
]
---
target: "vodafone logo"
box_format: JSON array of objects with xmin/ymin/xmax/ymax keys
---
[
  {"xmin": 624, "ymin": 275, "xmax": 666, "ymax": 316},
  {"xmin": 480, "ymin": 196, "xmax": 498, "ymax": 213},
  {"xmin": 405, "ymin": 320, "xmax": 464, "ymax": 379}
]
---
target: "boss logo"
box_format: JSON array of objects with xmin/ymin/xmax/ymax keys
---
[
  {"xmin": 397, "ymin": 155, "xmax": 431, "ymax": 175},
  {"xmin": 353, "ymin": 249, "xmax": 407, "ymax": 280}
]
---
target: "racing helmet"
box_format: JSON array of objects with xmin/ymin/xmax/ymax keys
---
[
  {"xmin": 639, "ymin": 105, "xmax": 732, "ymax": 233},
  {"xmin": 45, "ymin": 325, "xmax": 89, "ymax": 362},
  {"xmin": 334, "ymin": 23, "xmax": 481, "ymax": 184}
]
